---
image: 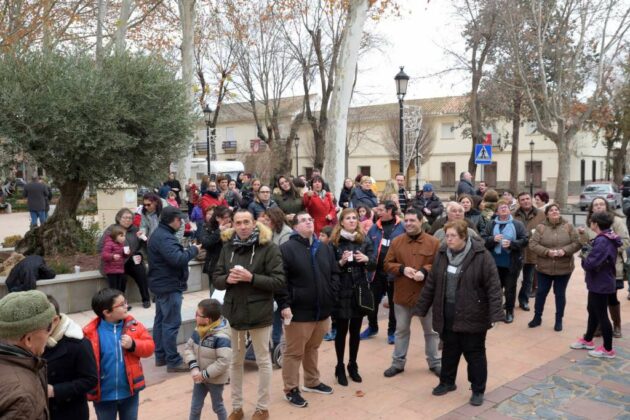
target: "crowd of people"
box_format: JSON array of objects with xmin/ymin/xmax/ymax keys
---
[{"xmin": 0, "ymin": 168, "xmax": 627, "ymax": 420}]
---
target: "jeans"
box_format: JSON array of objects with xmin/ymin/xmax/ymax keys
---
[
  {"xmin": 189, "ymin": 383, "xmax": 226, "ymax": 420},
  {"xmin": 153, "ymin": 291, "xmax": 183, "ymax": 367},
  {"xmin": 533, "ymin": 271, "xmax": 570, "ymax": 319},
  {"xmin": 231, "ymin": 326, "xmax": 272, "ymax": 411},
  {"xmin": 518, "ymin": 263, "xmax": 535, "ymax": 304},
  {"xmin": 584, "ymin": 292, "xmax": 613, "ymax": 351},
  {"xmin": 93, "ymin": 393, "xmax": 139, "ymax": 420},
  {"xmin": 440, "ymin": 329, "xmax": 488, "ymax": 394},
  {"xmin": 271, "ymin": 309, "xmax": 283, "ymax": 348},
  {"xmin": 29, "ymin": 210, "xmax": 47, "ymax": 227},
  {"xmin": 497, "ymin": 266, "xmax": 517, "ymax": 311},
  {"xmin": 367, "ymin": 275, "xmax": 396, "ymax": 335},
  {"xmin": 391, "ymin": 304, "xmax": 440, "ymax": 370}
]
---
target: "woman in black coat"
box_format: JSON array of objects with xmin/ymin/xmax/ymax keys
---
[
  {"xmin": 338, "ymin": 177, "xmax": 354, "ymax": 209},
  {"xmin": 459, "ymin": 194, "xmax": 486, "ymax": 234},
  {"xmin": 197, "ymin": 205, "xmax": 233, "ymax": 291},
  {"xmin": 415, "ymin": 219, "xmax": 503, "ymax": 407},
  {"xmin": 43, "ymin": 296, "xmax": 97, "ymax": 420},
  {"xmin": 330, "ymin": 208, "xmax": 376, "ymax": 386},
  {"xmin": 97, "ymin": 207, "xmax": 151, "ymax": 308}
]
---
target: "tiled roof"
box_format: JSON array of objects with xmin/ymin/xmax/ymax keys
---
[
  {"xmin": 214, "ymin": 95, "xmax": 312, "ymax": 124},
  {"xmin": 348, "ymin": 95, "xmax": 467, "ymax": 122}
]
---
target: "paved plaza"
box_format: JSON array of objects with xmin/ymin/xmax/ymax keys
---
[{"xmin": 83, "ymin": 269, "xmax": 628, "ymax": 420}]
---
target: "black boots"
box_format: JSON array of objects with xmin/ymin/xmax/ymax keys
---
[
  {"xmin": 554, "ymin": 315, "xmax": 563, "ymax": 332},
  {"xmin": 335, "ymin": 364, "xmax": 348, "ymax": 386},
  {"xmin": 347, "ymin": 362, "xmax": 362, "ymax": 383},
  {"xmin": 528, "ymin": 314, "xmax": 542, "ymax": 328}
]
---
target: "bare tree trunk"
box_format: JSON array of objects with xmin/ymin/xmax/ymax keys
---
[
  {"xmin": 114, "ymin": 0, "xmax": 134, "ymax": 55},
  {"xmin": 325, "ymin": 0, "xmax": 369, "ymax": 195},
  {"xmin": 509, "ymin": 95, "xmax": 521, "ymax": 193},
  {"xmin": 176, "ymin": 0, "xmax": 196, "ymax": 192},
  {"xmin": 554, "ymin": 135, "xmax": 570, "ymax": 209},
  {"xmin": 96, "ymin": 0, "xmax": 108, "ymax": 64}
]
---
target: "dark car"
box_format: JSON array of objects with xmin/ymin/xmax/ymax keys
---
[{"xmin": 621, "ymin": 175, "xmax": 630, "ymax": 198}]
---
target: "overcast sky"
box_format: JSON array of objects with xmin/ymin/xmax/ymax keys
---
[{"xmin": 353, "ymin": 0, "xmax": 469, "ymax": 106}]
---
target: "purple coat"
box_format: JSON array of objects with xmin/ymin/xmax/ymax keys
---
[{"xmin": 581, "ymin": 230, "xmax": 621, "ymax": 294}]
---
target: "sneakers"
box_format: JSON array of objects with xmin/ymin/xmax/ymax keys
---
[
  {"xmin": 432, "ymin": 383, "xmax": 457, "ymax": 396},
  {"xmin": 570, "ymin": 338, "xmax": 595, "ymax": 350},
  {"xmin": 588, "ymin": 346, "xmax": 616, "ymax": 359},
  {"xmin": 227, "ymin": 408, "xmax": 244, "ymax": 420},
  {"xmin": 166, "ymin": 361, "xmax": 189, "ymax": 372},
  {"xmin": 359, "ymin": 326, "xmax": 378, "ymax": 340},
  {"xmin": 387, "ymin": 334, "xmax": 395, "ymax": 345},
  {"xmin": 252, "ymin": 409, "xmax": 269, "ymax": 420},
  {"xmin": 302, "ymin": 382, "xmax": 333, "ymax": 395},
  {"xmin": 383, "ymin": 366, "xmax": 404, "ymax": 378},
  {"xmin": 470, "ymin": 392, "xmax": 484, "ymax": 406},
  {"xmin": 285, "ymin": 388, "xmax": 308, "ymax": 408},
  {"xmin": 323, "ymin": 329, "xmax": 337, "ymax": 341}
]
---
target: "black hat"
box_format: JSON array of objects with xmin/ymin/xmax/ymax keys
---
[{"xmin": 160, "ymin": 205, "xmax": 185, "ymax": 223}]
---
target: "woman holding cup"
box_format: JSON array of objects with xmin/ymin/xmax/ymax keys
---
[
  {"xmin": 330, "ymin": 208, "xmax": 376, "ymax": 386},
  {"xmin": 97, "ymin": 207, "xmax": 152, "ymax": 308},
  {"xmin": 528, "ymin": 204, "xmax": 581, "ymax": 330}
]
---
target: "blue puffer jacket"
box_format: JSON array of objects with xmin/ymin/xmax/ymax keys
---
[
  {"xmin": 367, "ymin": 217, "xmax": 405, "ymax": 281},
  {"xmin": 147, "ymin": 222, "xmax": 198, "ymax": 295}
]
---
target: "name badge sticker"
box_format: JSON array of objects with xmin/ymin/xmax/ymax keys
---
[
  {"xmin": 447, "ymin": 265, "xmax": 457, "ymax": 274},
  {"xmin": 381, "ymin": 238, "xmax": 391, "ymax": 247}
]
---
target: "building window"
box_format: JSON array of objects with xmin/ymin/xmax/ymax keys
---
[
  {"xmin": 440, "ymin": 123, "xmax": 455, "ymax": 139},
  {"xmin": 440, "ymin": 162, "xmax": 455, "ymax": 187},
  {"xmin": 359, "ymin": 166, "xmax": 371, "ymax": 176},
  {"xmin": 226, "ymin": 127, "xmax": 235, "ymax": 142}
]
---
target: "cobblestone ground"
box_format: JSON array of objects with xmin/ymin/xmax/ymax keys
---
[{"xmin": 440, "ymin": 326, "xmax": 630, "ymax": 420}]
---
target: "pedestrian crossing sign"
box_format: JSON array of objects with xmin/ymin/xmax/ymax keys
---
[{"xmin": 474, "ymin": 144, "xmax": 492, "ymax": 165}]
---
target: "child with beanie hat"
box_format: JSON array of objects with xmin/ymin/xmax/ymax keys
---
[{"xmin": 0, "ymin": 290, "xmax": 56, "ymax": 419}]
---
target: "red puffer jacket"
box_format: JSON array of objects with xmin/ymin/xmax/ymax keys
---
[
  {"xmin": 101, "ymin": 236, "xmax": 127, "ymax": 274},
  {"xmin": 83, "ymin": 315, "xmax": 154, "ymax": 402}
]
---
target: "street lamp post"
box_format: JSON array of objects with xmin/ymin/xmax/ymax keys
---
[
  {"xmin": 529, "ymin": 140, "xmax": 535, "ymax": 196},
  {"xmin": 395, "ymin": 67, "xmax": 409, "ymax": 175},
  {"xmin": 203, "ymin": 104, "xmax": 213, "ymax": 175},
  {"xmin": 294, "ymin": 135, "xmax": 300, "ymax": 177}
]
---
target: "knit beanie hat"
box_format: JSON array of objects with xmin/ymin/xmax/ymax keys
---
[{"xmin": 0, "ymin": 290, "xmax": 56, "ymax": 339}]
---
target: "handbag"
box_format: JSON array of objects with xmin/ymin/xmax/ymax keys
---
[{"xmin": 354, "ymin": 280, "xmax": 375, "ymax": 314}]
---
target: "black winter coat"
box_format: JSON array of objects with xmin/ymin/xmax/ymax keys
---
[
  {"xmin": 411, "ymin": 194, "xmax": 444, "ymax": 225},
  {"xmin": 198, "ymin": 223, "xmax": 223, "ymax": 275},
  {"xmin": 5, "ymin": 255, "xmax": 56, "ymax": 292},
  {"xmin": 339, "ymin": 187, "xmax": 353, "ymax": 209},
  {"xmin": 43, "ymin": 336, "xmax": 97, "ymax": 420},
  {"xmin": 465, "ymin": 209, "xmax": 487, "ymax": 234},
  {"xmin": 276, "ymin": 234, "xmax": 340, "ymax": 322},
  {"xmin": 415, "ymin": 240, "xmax": 504, "ymax": 335},
  {"xmin": 332, "ymin": 236, "xmax": 376, "ymax": 319}
]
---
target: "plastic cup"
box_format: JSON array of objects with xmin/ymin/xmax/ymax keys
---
[
  {"xmin": 133, "ymin": 255, "xmax": 142, "ymax": 265},
  {"xmin": 74, "ymin": 265, "xmax": 80, "ymax": 273},
  {"xmin": 347, "ymin": 252, "xmax": 353, "ymax": 262},
  {"xmin": 123, "ymin": 246, "xmax": 130, "ymax": 254}
]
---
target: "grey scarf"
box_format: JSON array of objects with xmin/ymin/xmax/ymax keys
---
[{"xmin": 446, "ymin": 237, "xmax": 473, "ymax": 269}]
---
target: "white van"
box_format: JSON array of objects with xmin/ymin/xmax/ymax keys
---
[{"xmin": 190, "ymin": 158, "xmax": 245, "ymax": 185}]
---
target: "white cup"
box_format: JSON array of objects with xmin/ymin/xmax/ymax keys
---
[
  {"xmin": 133, "ymin": 255, "xmax": 142, "ymax": 265},
  {"xmin": 74, "ymin": 265, "xmax": 80, "ymax": 273},
  {"xmin": 347, "ymin": 252, "xmax": 353, "ymax": 262},
  {"xmin": 140, "ymin": 234, "xmax": 148, "ymax": 241},
  {"xmin": 284, "ymin": 314, "xmax": 293, "ymax": 326},
  {"xmin": 234, "ymin": 265, "xmax": 243, "ymax": 270},
  {"xmin": 123, "ymin": 246, "xmax": 130, "ymax": 254}
]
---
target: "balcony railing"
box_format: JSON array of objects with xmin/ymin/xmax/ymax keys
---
[{"xmin": 222, "ymin": 141, "xmax": 237, "ymax": 152}]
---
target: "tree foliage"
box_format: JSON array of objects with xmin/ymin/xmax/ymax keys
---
[{"xmin": 0, "ymin": 51, "xmax": 194, "ymax": 253}]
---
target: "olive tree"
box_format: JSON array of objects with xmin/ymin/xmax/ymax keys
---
[{"xmin": 0, "ymin": 52, "xmax": 194, "ymax": 254}]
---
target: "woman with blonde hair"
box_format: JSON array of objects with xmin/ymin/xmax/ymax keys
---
[
  {"xmin": 379, "ymin": 179, "xmax": 399, "ymax": 206},
  {"xmin": 330, "ymin": 208, "xmax": 376, "ymax": 386}
]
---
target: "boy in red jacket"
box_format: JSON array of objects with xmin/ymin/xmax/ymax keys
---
[{"xmin": 84, "ymin": 288, "xmax": 154, "ymax": 420}]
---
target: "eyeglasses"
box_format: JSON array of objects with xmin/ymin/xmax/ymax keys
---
[
  {"xmin": 143, "ymin": 202, "xmax": 154, "ymax": 207},
  {"xmin": 112, "ymin": 300, "xmax": 128, "ymax": 309}
]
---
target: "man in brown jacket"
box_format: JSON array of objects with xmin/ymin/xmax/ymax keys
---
[
  {"xmin": 512, "ymin": 193, "xmax": 545, "ymax": 311},
  {"xmin": 0, "ymin": 290, "xmax": 56, "ymax": 419},
  {"xmin": 383, "ymin": 208, "xmax": 441, "ymax": 378}
]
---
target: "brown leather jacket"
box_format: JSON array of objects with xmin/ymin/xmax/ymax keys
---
[
  {"xmin": 384, "ymin": 231, "xmax": 440, "ymax": 307},
  {"xmin": 0, "ymin": 343, "xmax": 49, "ymax": 420},
  {"xmin": 415, "ymin": 240, "xmax": 504, "ymax": 335},
  {"xmin": 512, "ymin": 206, "xmax": 546, "ymax": 264},
  {"xmin": 529, "ymin": 218, "xmax": 581, "ymax": 276}
]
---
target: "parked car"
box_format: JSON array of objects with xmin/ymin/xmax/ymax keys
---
[
  {"xmin": 578, "ymin": 182, "xmax": 622, "ymax": 211},
  {"xmin": 621, "ymin": 175, "xmax": 630, "ymax": 198}
]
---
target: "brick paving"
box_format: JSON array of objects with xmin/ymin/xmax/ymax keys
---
[{"xmin": 75, "ymin": 261, "xmax": 628, "ymax": 419}]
